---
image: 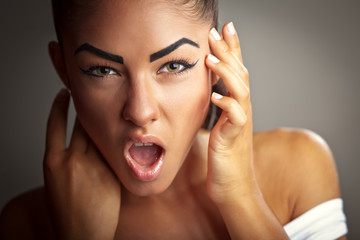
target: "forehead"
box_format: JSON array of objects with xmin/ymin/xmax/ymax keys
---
[{"xmin": 62, "ymin": 0, "xmax": 210, "ymax": 56}]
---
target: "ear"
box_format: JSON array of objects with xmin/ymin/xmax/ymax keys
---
[{"xmin": 48, "ymin": 41, "xmax": 71, "ymax": 89}]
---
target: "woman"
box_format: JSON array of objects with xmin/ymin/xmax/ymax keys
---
[{"xmin": 0, "ymin": 0, "xmax": 347, "ymax": 239}]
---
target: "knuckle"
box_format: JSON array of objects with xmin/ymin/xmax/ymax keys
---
[
  {"xmin": 218, "ymin": 62, "xmax": 228, "ymax": 77},
  {"xmin": 66, "ymin": 152, "xmax": 83, "ymax": 170},
  {"xmin": 64, "ymin": 152, "xmax": 86, "ymax": 180},
  {"xmin": 238, "ymin": 80, "xmax": 250, "ymax": 99},
  {"xmin": 43, "ymin": 151, "xmax": 62, "ymax": 175},
  {"xmin": 43, "ymin": 161, "xmax": 54, "ymax": 176},
  {"xmin": 234, "ymin": 44, "xmax": 241, "ymax": 51},
  {"xmin": 243, "ymin": 88, "xmax": 250, "ymax": 101},
  {"xmin": 239, "ymin": 112, "xmax": 247, "ymax": 126},
  {"xmin": 224, "ymin": 45, "xmax": 232, "ymax": 56},
  {"xmin": 243, "ymin": 67, "xmax": 249, "ymax": 76},
  {"xmin": 229, "ymin": 98, "xmax": 239, "ymax": 111},
  {"xmin": 230, "ymin": 51, "xmax": 241, "ymax": 63},
  {"xmin": 232, "ymin": 108, "xmax": 247, "ymax": 127}
]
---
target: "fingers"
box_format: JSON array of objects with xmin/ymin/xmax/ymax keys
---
[
  {"xmin": 222, "ymin": 22, "xmax": 243, "ymax": 63},
  {"xmin": 206, "ymin": 54, "xmax": 250, "ymax": 112},
  {"xmin": 212, "ymin": 92, "xmax": 247, "ymax": 127},
  {"xmin": 209, "ymin": 23, "xmax": 249, "ymax": 87},
  {"xmin": 207, "ymin": 22, "xmax": 252, "ymax": 141},
  {"xmin": 207, "ymin": 22, "xmax": 250, "ymax": 113},
  {"xmin": 45, "ymin": 89, "xmax": 70, "ymax": 154},
  {"xmin": 45, "ymin": 89, "xmax": 90, "ymax": 157}
]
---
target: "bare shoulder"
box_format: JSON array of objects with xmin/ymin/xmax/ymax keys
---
[
  {"xmin": 0, "ymin": 187, "xmax": 54, "ymax": 240},
  {"xmin": 253, "ymin": 128, "xmax": 341, "ymax": 221}
]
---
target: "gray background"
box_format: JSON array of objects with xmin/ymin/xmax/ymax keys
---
[{"xmin": 0, "ymin": 0, "xmax": 359, "ymax": 238}]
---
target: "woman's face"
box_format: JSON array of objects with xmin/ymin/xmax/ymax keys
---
[{"xmin": 59, "ymin": 0, "xmax": 212, "ymax": 196}]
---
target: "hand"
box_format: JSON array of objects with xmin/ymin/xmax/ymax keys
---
[
  {"xmin": 205, "ymin": 23, "xmax": 290, "ymax": 240},
  {"xmin": 205, "ymin": 22, "xmax": 256, "ymax": 204},
  {"xmin": 43, "ymin": 89, "xmax": 121, "ymax": 240}
]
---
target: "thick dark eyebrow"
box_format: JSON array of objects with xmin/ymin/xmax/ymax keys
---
[
  {"xmin": 74, "ymin": 43, "xmax": 124, "ymax": 64},
  {"xmin": 150, "ymin": 38, "xmax": 199, "ymax": 62}
]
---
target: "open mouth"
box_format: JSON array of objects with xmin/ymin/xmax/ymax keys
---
[
  {"xmin": 129, "ymin": 143, "xmax": 162, "ymax": 167},
  {"xmin": 124, "ymin": 136, "xmax": 165, "ymax": 182}
]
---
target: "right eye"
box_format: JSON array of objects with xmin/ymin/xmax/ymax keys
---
[{"xmin": 81, "ymin": 66, "xmax": 118, "ymax": 78}]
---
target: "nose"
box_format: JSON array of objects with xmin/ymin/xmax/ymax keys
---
[{"xmin": 122, "ymin": 76, "xmax": 160, "ymax": 127}]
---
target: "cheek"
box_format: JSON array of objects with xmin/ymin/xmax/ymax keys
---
[
  {"xmin": 166, "ymin": 68, "xmax": 211, "ymax": 129},
  {"xmin": 70, "ymin": 82, "xmax": 122, "ymax": 146},
  {"xmin": 185, "ymin": 83, "xmax": 210, "ymax": 124}
]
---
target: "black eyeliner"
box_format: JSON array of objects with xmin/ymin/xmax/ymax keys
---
[
  {"xmin": 80, "ymin": 67, "xmax": 102, "ymax": 78},
  {"xmin": 177, "ymin": 59, "xmax": 198, "ymax": 73},
  {"xmin": 159, "ymin": 59, "xmax": 199, "ymax": 74},
  {"xmin": 79, "ymin": 66, "xmax": 118, "ymax": 78}
]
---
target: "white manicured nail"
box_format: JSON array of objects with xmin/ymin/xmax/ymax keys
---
[
  {"xmin": 212, "ymin": 92, "xmax": 223, "ymax": 100},
  {"xmin": 208, "ymin": 54, "xmax": 220, "ymax": 63},
  {"xmin": 210, "ymin": 28, "xmax": 221, "ymax": 41},
  {"xmin": 227, "ymin": 22, "xmax": 236, "ymax": 35}
]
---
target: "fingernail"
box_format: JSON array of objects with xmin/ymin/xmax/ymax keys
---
[
  {"xmin": 210, "ymin": 28, "xmax": 221, "ymax": 41},
  {"xmin": 227, "ymin": 22, "xmax": 236, "ymax": 35},
  {"xmin": 226, "ymin": 22, "xmax": 236, "ymax": 35},
  {"xmin": 212, "ymin": 92, "xmax": 223, "ymax": 100},
  {"xmin": 208, "ymin": 54, "xmax": 220, "ymax": 63}
]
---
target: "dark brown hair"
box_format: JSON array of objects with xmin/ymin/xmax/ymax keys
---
[{"xmin": 51, "ymin": 0, "xmax": 226, "ymax": 129}]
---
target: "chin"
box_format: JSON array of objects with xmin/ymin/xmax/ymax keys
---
[{"xmin": 121, "ymin": 175, "xmax": 174, "ymax": 197}]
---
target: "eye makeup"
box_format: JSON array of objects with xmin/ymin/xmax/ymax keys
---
[
  {"xmin": 75, "ymin": 37, "xmax": 200, "ymax": 79},
  {"xmin": 157, "ymin": 59, "xmax": 199, "ymax": 74},
  {"xmin": 74, "ymin": 37, "xmax": 199, "ymax": 66},
  {"xmin": 80, "ymin": 65, "xmax": 119, "ymax": 78},
  {"xmin": 150, "ymin": 38, "xmax": 200, "ymax": 62},
  {"xmin": 74, "ymin": 43, "xmax": 124, "ymax": 64}
]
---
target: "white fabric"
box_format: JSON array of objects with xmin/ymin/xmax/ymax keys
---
[{"xmin": 284, "ymin": 198, "xmax": 347, "ymax": 240}]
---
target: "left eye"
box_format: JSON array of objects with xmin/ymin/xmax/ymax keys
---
[
  {"xmin": 92, "ymin": 66, "xmax": 117, "ymax": 76},
  {"xmin": 158, "ymin": 62, "xmax": 185, "ymax": 73},
  {"xmin": 94, "ymin": 67, "xmax": 116, "ymax": 76},
  {"xmin": 82, "ymin": 66, "xmax": 118, "ymax": 77}
]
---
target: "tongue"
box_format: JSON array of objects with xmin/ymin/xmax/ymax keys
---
[{"xmin": 129, "ymin": 144, "xmax": 162, "ymax": 166}]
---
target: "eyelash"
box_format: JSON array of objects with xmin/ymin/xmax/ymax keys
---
[
  {"xmin": 80, "ymin": 65, "xmax": 120, "ymax": 78},
  {"xmin": 157, "ymin": 59, "xmax": 198, "ymax": 75},
  {"xmin": 79, "ymin": 58, "xmax": 198, "ymax": 78}
]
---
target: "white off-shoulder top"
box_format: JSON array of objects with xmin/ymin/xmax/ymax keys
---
[{"xmin": 283, "ymin": 198, "xmax": 347, "ymax": 239}]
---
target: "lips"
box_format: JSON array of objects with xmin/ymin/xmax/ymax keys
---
[{"xmin": 124, "ymin": 134, "xmax": 165, "ymax": 182}]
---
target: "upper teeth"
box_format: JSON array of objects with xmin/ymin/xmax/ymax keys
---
[{"xmin": 134, "ymin": 143, "xmax": 154, "ymax": 147}]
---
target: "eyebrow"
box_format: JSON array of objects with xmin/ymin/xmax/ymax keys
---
[
  {"xmin": 74, "ymin": 43, "xmax": 124, "ymax": 64},
  {"xmin": 150, "ymin": 38, "xmax": 200, "ymax": 62}
]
